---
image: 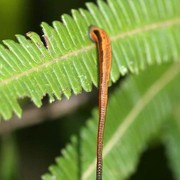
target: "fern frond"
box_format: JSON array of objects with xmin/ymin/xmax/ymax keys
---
[
  {"xmin": 163, "ymin": 113, "xmax": 180, "ymax": 179},
  {"xmin": 0, "ymin": 0, "xmax": 180, "ymax": 119},
  {"xmin": 42, "ymin": 62, "xmax": 180, "ymax": 180}
]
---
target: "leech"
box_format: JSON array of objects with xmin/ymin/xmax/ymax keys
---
[{"xmin": 89, "ymin": 26, "xmax": 112, "ymax": 180}]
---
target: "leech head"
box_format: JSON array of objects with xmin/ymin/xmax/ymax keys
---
[{"xmin": 88, "ymin": 25, "xmax": 100, "ymax": 43}]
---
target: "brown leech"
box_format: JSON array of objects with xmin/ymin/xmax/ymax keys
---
[{"xmin": 89, "ymin": 26, "xmax": 112, "ymax": 180}]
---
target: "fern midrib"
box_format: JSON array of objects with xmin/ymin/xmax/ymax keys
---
[
  {"xmin": 1, "ymin": 18, "xmax": 180, "ymax": 86},
  {"xmin": 82, "ymin": 62, "xmax": 180, "ymax": 179},
  {"xmin": 111, "ymin": 18, "xmax": 180, "ymax": 41}
]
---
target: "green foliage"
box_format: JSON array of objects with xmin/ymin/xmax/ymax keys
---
[
  {"xmin": 42, "ymin": 63, "xmax": 180, "ymax": 180},
  {"xmin": 0, "ymin": 0, "xmax": 26, "ymax": 40},
  {"xmin": 0, "ymin": 0, "xmax": 179, "ymax": 120},
  {"xmin": 0, "ymin": 0, "xmax": 180, "ymax": 179},
  {"xmin": 163, "ymin": 113, "xmax": 180, "ymax": 179},
  {"xmin": 0, "ymin": 135, "xmax": 19, "ymax": 180}
]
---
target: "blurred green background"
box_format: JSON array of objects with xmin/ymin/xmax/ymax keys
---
[{"xmin": 0, "ymin": 0, "xmax": 174, "ymax": 179}]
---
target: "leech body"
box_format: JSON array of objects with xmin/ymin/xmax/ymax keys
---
[{"xmin": 89, "ymin": 26, "xmax": 112, "ymax": 180}]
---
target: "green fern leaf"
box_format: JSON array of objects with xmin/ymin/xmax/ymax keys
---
[
  {"xmin": 42, "ymin": 62, "xmax": 180, "ymax": 180},
  {"xmin": 0, "ymin": 0, "xmax": 180, "ymax": 120},
  {"xmin": 163, "ymin": 113, "xmax": 180, "ymax": 179}
]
